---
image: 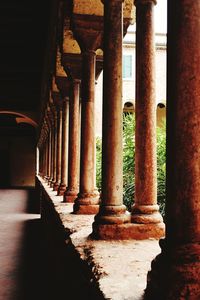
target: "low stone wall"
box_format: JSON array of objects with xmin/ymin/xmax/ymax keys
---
[{"xmin": 36, "ymin": 176, "xmax": 161, "ymax": 300}]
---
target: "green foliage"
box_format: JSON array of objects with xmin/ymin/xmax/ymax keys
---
[
  {"xmin": 156, "ymin": 120, "xmax": 166, "ymax": 216},
  {"xmin": 96, "ymin": 137, "xmax": 102, "ymax": 191},
  {"xmin": 96, "ymin": 114, "xmax": 166, "ymax": 216},
  {"xmin": 123, "ymin": 113, "xmax": 135, "ymax": 211}
]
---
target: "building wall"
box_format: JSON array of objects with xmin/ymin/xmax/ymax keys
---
[
  {"xmin": 0, "ymin": 135, "xmax": 36, "ymax": 187},
  {"xmin": 95, "ymin": 41, "xmax": 166, "ymax": 137}
]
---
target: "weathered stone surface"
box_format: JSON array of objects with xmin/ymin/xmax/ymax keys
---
[
  {"xmin": 74, "ymin": 50, "xmax": 100, "ymax": 214},
  {"xmin": 145, "ymin": 0, "xmax": 200, "ymax": 298},
  {"xmin": 73, "ymin": 0, "xmax": 103, "ymax": 16},
  {"xmin": 39, "ymin": 176, "xmax": 161, "ymax": 300},
  {"xmin": 63, "ymin": 30, "xmax": 81, "ymax": 54},
  {"xmin": 63, "ymin": 80, "xmax": 80, "ymax": 203},
  {"xmin": 131, "ymin": 0, "xmax": 164, "ymax": 239}
]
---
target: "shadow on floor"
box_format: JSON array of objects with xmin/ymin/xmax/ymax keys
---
[
  {"xmin": 13, "ymin": 189, "xmax": 104, "ymax": 300},
  {"xmin": 15, "ymin": 219, "xmax": 50, "ymax": 300}
]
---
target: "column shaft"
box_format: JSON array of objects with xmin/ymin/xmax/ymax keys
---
[
  {"xmin": 45, "ymin": 137, "xmax": 48, "ymax": 180},
  {"xmin": 92, "ymin": 0, "xmax": 130, "ymax": 239},
  {"xmin": 47, "ymin": 130, "xmax": 51, "ymax": 182},
  {"xmin": 49, "ymin": 118, "xmax": 54, "ymax": 185},
  {"xmin": 51, "ymin": 111, "xmax": 57, "ymax": 187},
  {"xmin": 145, "ymin": 1, "xmax": 200, "ymax": 298},
  {"xmin": 58, "ymin": 98, "xmax": 69, "ymax": 195},
  {"xmin": 131, "ymin": 0, "xmax": 164, "ymax": 238},
  {"xmin": 53, "ymin": 106, "xmax": 62, "ymax": 191},
  {"xmin": 64, "ymin": 80, "xmax": 80, "ymax": 203},
  {"xmin": 73, "ymin": 51, "xmax": 99, "ymax": 214}
]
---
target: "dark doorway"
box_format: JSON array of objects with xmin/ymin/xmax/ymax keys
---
[{"xmin": 0, "ymin": 147, "xmax": 10, "ymax": 187}]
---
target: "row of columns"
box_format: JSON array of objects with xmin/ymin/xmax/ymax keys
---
[
  {"xmin": 38, "ymin": 0, "xmax": 164, "ymax": 239},
  {"xmin": 38, "ymin": 0, "xmax": 200, "ymax": 297}
]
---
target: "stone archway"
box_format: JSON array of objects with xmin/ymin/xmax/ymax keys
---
[{"xmin": 0, "ymin": 111, "xmax": 38, "ymax": 128}]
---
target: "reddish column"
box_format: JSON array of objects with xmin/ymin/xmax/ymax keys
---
[
  {"xmin": 145, "ymin": 0, "xmax": 200, "ymax": 298},
  {"xmin": 51, "ymin": 109, "xmax": 57, "ymax": 188},
  {"xmin": 58, "ymin": 98, "xmax": 69, "ymax": 195},
  {"xmin": 49, "ymin": 113, "xmax": 54, "ymax": 185},
  {"xmin": 131, "ymin": 0, "xmax": 164, "ymax": 239},
  {"xmin": 64, "ymin": 80, "xmax": 80, "ymax": 203},
  {"xmin": 92, "ymin": 0, "xmax": 130, "ymax": 239},
  {"xmin": 47, "ymin": 123, "xmax": 51, "ymax": 183},
  {"xmin": 73, "ymin": 52, "xmax": 99, "ymax": 214},
  {"xmin": 53, "ymin": 106, "xmax": 62, "ymax": 191}
]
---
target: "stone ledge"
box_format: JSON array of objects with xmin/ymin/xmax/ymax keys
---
[{"xmin": 37, "ymin": 176, "xmax": 161, "ymax": 300}]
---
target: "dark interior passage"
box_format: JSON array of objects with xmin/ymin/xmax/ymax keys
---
[{"xmin": 0, "ymin": 148, "xmax": 10, "ymax": 187}]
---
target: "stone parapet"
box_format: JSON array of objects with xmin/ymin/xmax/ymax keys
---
[{"xmin": 37, "ymin": 175, "xmax": 161, "ymax": 300}]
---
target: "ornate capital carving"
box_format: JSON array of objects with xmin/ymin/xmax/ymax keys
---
[{"xmin": 72, "ymin": 14, "xmax": 103, "ymax": 52}]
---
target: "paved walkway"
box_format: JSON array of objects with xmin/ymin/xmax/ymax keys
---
[{"xmin": 0, "ymin": 189, "xmax": 49, "ymax": 300}]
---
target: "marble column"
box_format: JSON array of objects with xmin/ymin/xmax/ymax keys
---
[
  {"xmin": 64, "ymin": 80, "xmax": 80, "ymax": 203},
  {"xmin": 51, "ymin": 109, "xmax": 57, "ymax": 188},
  {"xmin": 131, "ymin": 0, "xmax": 164, "ymax": 238},
  {"xmin": 58, "ymin": 97, "xmax": 69, "ymax": 195},
  {"xmin": 92, "ymin": 0, "xmax": 130, "ymax": 238},
  {"xmin": 73, "ymin": 51, "xmax": 99, "ymax": 214},
  {"xmin": 145, "ymin": 1, "xmax": 200, "ymax": 298},
  {"xmin": 53, "ymin": 105, "xmax": 62, "ymax": 191}
]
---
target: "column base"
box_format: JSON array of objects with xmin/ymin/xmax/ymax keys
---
[
  {"xmin": 92, "ymin": 205, "xmax": 130, "ymax": 239},
  {"xmin": 63, "ymin": 189, "xmax": 78, "ymax": 203},
  {"xmin": 145, "ymin": 240, "xmax": 200, "ymax": 299},
  {"xmin": 53, "ymin": 182, "xmax": 60, "ymax": 191},
  {"xmin": 92, "ymin": 219, "xmax": 164, "ymax": 240},
  {"xmin": 92, "ymin": 204, "xmax": 165, "ymax": 240},
  {"xmin": 57, "ymin": 184, "xmax": 66, "ymax": 196},
  {"xmin": 48, "ymin": 178, "xmax": 52, "ymax": 186},
  {"xmin": 50, "ymin": 180, "xmax": 55, "ymax": 188},
  {"xmin": 131, "ymin": 204, "xmax": 165, "ymax": 239},
  {"xmin": 73, "ymin": 191, "xmax": 100, "ymax": 214}
]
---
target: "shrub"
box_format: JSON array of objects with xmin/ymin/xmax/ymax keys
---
[{"xmin": 96, "ymin": 114, "xmax": 166, "ymax": 216}]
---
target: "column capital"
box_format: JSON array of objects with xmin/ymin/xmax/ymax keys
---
[
  {"xmin": 72, "ymin": 14, "xmax": 103, "ymax": 52},
  {"xmin": 134, "ymin": 0, "xmax": 157, "ymax": 6},
  {"xmin": 55, "ymin": 76, "xmax": 71, "ymax": 98}
]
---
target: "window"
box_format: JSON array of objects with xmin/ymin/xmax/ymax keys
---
[{"xmin": 123, "ymin": 55, "xmax": 133, "ymax": 79}]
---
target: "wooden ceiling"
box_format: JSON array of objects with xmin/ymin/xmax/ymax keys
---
[{"xmin": 0, "ymin": 1, "xmax": 51, "ymax": 112}]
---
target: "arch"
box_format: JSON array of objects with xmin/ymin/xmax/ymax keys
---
[
  {"xmin": 123, "ymin": 101, "xmax": 134, "ymax": 113},
  {"xmin": 0, "ymin": 111, "xmax": 38, "ymax": 128},
  {"xmin": 157, "ymin": 102, "xmax": 166, "ymax": 108}
]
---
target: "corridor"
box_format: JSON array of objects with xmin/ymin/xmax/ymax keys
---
[{"xmin": 0, "ymin": 189, "xmax": 50, "ymax": 300}]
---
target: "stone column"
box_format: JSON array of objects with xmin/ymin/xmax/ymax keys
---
[
  {"xmin": 131, "ymin": 0, "xmax": 164, "ymax": 239},
  {"xmin": 44, "ymin": 135, "xmax": 48, "ymax": 181},
  {"xmin": 45, "ymin": 135, "xmax": 50, "ymax": 181},
  {"xmin": 48, "ymin": 112, "xmax": 54, "ymax": 185},
  {"xmin": 58, "ymin": 97, "xmax": 69, "ymax": 195},
  {"xmin": 145, "ymin": 1, "xmax": 200, "ymax": 298},
  {"xmin": 92, "ymin": 0, "xmax": 130, "ymax": 239},
  {"xmin": 73, "ymin": 51, "xmax": 99, "ymax": 214},
  {"xmin": 53, "ymin": 105, "xmax": 62, "ymax": 191},
  {"xmin": 51, "ymin": 109, "xmax": 57, "ymax": 188},
  {"xmin": 64, "ymin": 80, "xmax": 80, "ymax": 203},
  {"xmin": 46, "ymin": 117, "xmax": 51, "ymax": 183},
  {"xmin": 47, "ymin": 130, "xmax": 52, "ymax": 183}
]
